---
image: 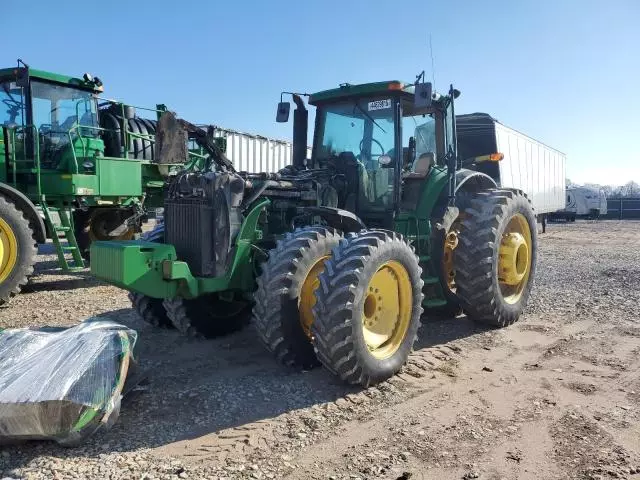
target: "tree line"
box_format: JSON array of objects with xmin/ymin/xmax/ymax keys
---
[{"xmin": 565, "ymin": 179, "xmax": 640, "ymax": 198}]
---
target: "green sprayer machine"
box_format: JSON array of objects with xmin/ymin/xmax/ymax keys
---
[
  {"xmin": 91, "ymin": 77, "xmax": 538, "ymax": 387},
  {"xmin": 0, "ymin": 60, "xmax": 214, "ymax": 304}
]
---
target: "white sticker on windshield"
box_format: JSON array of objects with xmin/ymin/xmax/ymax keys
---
[{"xmin": 368, "ymin": 99, "xmax": 392, "ymax": 111}]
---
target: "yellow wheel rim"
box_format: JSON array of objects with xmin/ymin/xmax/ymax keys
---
[
  {"xmin": 498, "ymin": 214, "xmax": 532, "ymax": 304},
  {"xmin": 298, "ymin": 255, "xmax": 330, "ymax": 338},
  {"xmin": 0, "ymin": 218, "xmax": 18, "ymax": 283},
  {"xmin": 443, "ymin": 231, "xmax": 459, "ymax": 290},
  {"xmin": 362, "ymin": 260, "xmax": 413, "ymax": 360}
]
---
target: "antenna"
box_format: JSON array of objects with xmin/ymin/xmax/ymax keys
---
[{"xmin": 429, "ymin": 34, "xmax": 436, "ymax": 90}]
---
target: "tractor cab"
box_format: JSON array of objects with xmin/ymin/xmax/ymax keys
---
[{"xmin": 278, "ymin": 80, "xmax": 458, "ymax": 228}]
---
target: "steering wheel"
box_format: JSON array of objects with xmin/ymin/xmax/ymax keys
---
[{"xmin": 359, "ymin": 138, "xmax": 386, "ymax": 158}]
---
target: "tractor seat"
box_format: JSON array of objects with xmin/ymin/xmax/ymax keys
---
[{"xmin": 404, "ymin": 152, "xmax": 435, "ymax": 179}]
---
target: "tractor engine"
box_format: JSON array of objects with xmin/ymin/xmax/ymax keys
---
[
  {"xmin": 163, "ymin": 164, "xmax": 344, "ymax": 277},
  {"xmin": 164, "ymin": 171, "xmax": 245, "ymax": 277}
]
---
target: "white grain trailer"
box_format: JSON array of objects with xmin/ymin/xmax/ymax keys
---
[{"xmin": 456, "ymin": 113, "xmax": 566, "ymax": 230}]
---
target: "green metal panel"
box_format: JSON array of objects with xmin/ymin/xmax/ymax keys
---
[
  {"xmin": 96, "ymin": 158, "xmax": 143, "ymax": 196},
  {"xmin": 90, "ymin": 241, "xmax": 179, "ymax": 298},
  {"xmin": 58, "ymin": 137, "xmax": 105, "ymax": 173},
  {"xmin": 309, "ymin": 80, "xmax": 412, "ymax": 105},
  {"xmin": 38, "ymin": 173, "xmax": 96, "ymax": 196},
  {"xmin": 0, "ymin": 68, "xmax": 103, "ymax": 93}
]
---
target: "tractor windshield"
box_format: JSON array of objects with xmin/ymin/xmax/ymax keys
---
[{"xmin": 314, "ymin": 98, "xmax": 396, "ymax": 211}]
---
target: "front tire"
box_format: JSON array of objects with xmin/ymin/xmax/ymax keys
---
[
  {"xmin": 454, "ymin": 189, "xmax": 537, "ymax": 327},
  {"xmin": 129, "ymin": 292, "xmax": 174, "ymax": 329},
  {"xmin": 312, "ymin": 231, "xmax": 424, "ymax": 387},
  {"xmin": 252, "ymin": 226, "xmax": 342, "ymax": 369},
  {"xmin": 0, "ymin": 196, "xmax": 37, "ymax": 304},
  {"xmin": 163, "ymin": 293, "xmax": 251, "ymax": 338}
]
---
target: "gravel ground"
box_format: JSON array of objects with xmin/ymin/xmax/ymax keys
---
[{"xmin": 0, "ymin": 220, "xmax": 639, "ymax": 480}]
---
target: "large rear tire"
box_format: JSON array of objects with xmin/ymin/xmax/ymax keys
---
[
  {"xmin": 163, "ymin": 293, "xmax": 251, "ymax": 338},
  {"xmin": 454, "ymin": 189, "xmax": 537, "ymax": 327},
  {"xmin": 252, "ymin": 226, "xmax": 342, "ymax": 369},
  {"xmin": 312, "ymin": 231, "xmax": 424, "ymax": 387},
  {"xmin": 0, "ymin": 196, "xmax": 37, "ymax": 304}
]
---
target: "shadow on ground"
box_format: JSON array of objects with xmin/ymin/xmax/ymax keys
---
[{"xmin": 1, "ymin": 306, "xmax": 490, "ymax": 468}]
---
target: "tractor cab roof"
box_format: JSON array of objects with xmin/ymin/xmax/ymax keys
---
[
  {"xmin": 308, "ymin": 80, "xmax": 416, "ymax": 105},
  {"xmin": 0, "ymin": 67, "xmax": 103, "ymax": 93}
]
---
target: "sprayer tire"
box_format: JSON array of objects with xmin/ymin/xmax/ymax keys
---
[{"xmin": 0, "ymin": 196, "xmax": 37, "ymax": 305}]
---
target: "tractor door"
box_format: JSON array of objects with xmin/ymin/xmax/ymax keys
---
[
  {"xmin": 0, "ymin": 76, "xmax": 27, "ymax": 184},
  {"xmin": 30, "ymin": 81, "xmax": 99, "ymax": 171},
  {"xmin": 313, "ymin": 97, "xmax": 398, "ymax": 228},
  {"xmin": 398, "ymin": 100, "xmax": 442, "ymax": 209}
]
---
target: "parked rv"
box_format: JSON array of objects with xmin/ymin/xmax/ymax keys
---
[{"xmin": 549, "ymin": 186, "xmax": 608, "ymax": 221}]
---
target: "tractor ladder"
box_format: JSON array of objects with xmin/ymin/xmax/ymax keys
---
[{"xmin": 40, "ymin": 199, "xmax": 85, "ymax": 272}]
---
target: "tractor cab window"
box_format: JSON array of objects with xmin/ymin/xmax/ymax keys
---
[
  {"xmin": 30, "ymin": 81, "xmax": 98, "ymax": 168},
  {"xmin": 314, "ymin": 98, "xmax": 396, "ymax": 212},
  {"xmin": 401, "ymin": 102, "xmax": 437, "ymax": 173},
  {"xmin": 31, "ymin": 81, "xmax": 98, "ymax": 134},
  {"xmin": 0, "ymin": 81, "xmax": 25, "ymax": 127}
]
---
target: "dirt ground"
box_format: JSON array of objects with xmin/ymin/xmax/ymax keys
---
[{"xmin": 1, "ymin": 220, "xmax": 639, "ymax": 480}]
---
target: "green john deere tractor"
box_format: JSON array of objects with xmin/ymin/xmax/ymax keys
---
[
  {"xmin": 0, "ymin": 60, "xmax": 216, "ymax": 305},
  {"xmin": 91, "ymin": 77, "xmax": 537, "ymax": 387}
]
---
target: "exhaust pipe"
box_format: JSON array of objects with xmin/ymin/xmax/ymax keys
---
[{"xmin": 292, "ymin": 94, "xmax": 308, "ymax": 169}]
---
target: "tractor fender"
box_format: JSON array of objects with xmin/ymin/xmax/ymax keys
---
[
  {"xmin": 0, "ymin": 183, "xmax": 46, "ymax": 244},
  {"xmin": 305, "ymin": 206, "xmax": 366, "ymax": 233},
  {"xmin": 455, "ymin": 169, "xmax": 497, "ymax": 194}
]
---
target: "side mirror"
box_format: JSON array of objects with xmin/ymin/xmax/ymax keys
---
[
  {"xmin": 276, "ymin": 102, "xmax": 290, "ymax": 123},
  {"xmin": 414, "ymin": 82, "xmax": 432, "ymax": 108},
  {"xmin": 378, "ymin": 154, "xmax": 393, "ymax": 168}
]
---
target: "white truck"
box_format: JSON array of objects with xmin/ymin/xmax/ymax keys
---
[{"xmin": 456, "ymin": 113, "xmax": 566, "ymax": 231}]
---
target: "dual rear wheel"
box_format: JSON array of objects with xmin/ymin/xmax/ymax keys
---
[{"xmin": 252, "ymin": 227, "xmax": 424, "ymax": 386}]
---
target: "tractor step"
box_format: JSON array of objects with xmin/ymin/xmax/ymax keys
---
[{"xmin": 40, "ymin": 199, "xmax": 85, "ymax": 272}]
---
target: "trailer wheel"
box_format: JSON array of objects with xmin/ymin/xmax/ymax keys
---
[
  {"xmin": 252, "ymin": 226, "xmax": 342, "ymax": 369},
  {"xmin": 0, "ymin": 196, "xmax": 37, "ymax": 304},
  {"xmin": 312, "ymin": 231, "xmax": 424, "ymax": 387},
  {"xmin": 454, "ymin": 189, "xmax": 537, "ymax": 327},
  {"xmin": 163, "ymin": 293, "xmax": 251, "ymax": 338}
]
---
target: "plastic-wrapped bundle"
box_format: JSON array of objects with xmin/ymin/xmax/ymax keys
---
[{"xmin": 0, "ymin": 319, "xmax": 137, "ymax": 446}]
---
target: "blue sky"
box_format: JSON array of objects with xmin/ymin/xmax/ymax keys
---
[{"xmin": 5, "ymin": 0, "xmax": 639, "ymax": 186}]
